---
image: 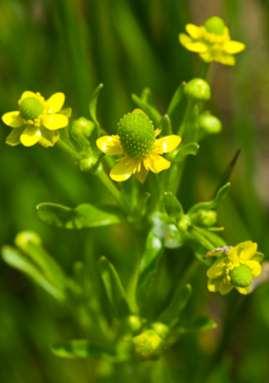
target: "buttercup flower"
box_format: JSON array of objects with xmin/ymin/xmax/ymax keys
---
[
  {"xmin": 179, "ymin": 16, "xmax": 245, "ymax": 66},
  {"xmin": 96, "ymin": 109, "xmax": 181, "ymax": 182},
  {"xmin": 2, "ymin": 91, "xmax": 69, "ymax": 147},
  {"xmin": 206, "ymin": 241, "xmax": 263, "ymax": 295}
]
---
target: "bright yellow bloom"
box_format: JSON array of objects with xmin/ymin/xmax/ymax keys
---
[
  {"xmin": 179, "ymin": 16, "xmax": 245, "ymax": 66},
  {"xmin": 96, "ymin": 109, "xmax": 181, "ymax": 182},
  {"xmin": 207, "ymin": 241, "xmax": 263, "ymax": 295},
  {"xmin": 2, "ymin": 91, "xmax": 70, "ymax": 147}
]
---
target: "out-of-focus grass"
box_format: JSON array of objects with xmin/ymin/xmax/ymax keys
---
[{"xmin": 0, "ymin": 0, "xmax": 269, "ymax": 382}]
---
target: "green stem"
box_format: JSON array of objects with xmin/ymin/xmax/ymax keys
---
[
  {"xmin": 95, "ymin": 164, "xmax": 124, "ymax": 208},
  {"xmin": 57, "ymin": 139, "xmax": 80, "ymax": 161}
]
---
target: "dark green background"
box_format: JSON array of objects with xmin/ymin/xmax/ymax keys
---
[{"xmin": 0, "ymin": 1, "xmax": 269, "ymax": 382}]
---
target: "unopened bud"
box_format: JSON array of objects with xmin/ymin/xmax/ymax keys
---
[
  {"xmin": 198, "ymin": 112, "xmax": 222, "ymax": 134},
  {"xmin": 184, "ymin": 79, "xmax": 211, "ymax": 101}
]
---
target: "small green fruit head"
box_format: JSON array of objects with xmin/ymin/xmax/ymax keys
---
[
  {"xmin": 184, "ymin": 79, "xmax": 211, "ymax": 101},
  {"xmin": 198, "ymin": 112, "xmax": 222, "ymax": 134},
  {"xmin": 230, "ymin": 264, "xmax": 253, "ymax": 288},
  {"xmin": 192, "ymin": 210, "xmax": 217, "ymax": 227},
  {"xmin": 19, "ymin": 97, "xmax": 44, "ymax": 120},
  {"xmin": 204, "ymin": 16, "xmax": 226, "ymax": 35},
  {"xmin": 132, "ymin": 322, "xmax": 169, "ymax": 361},
  {"xmin": 71, "ymin": 117, "xmax": 94, "ymax": 138},
  {"xmin": 127, "ymin": 315, "xmax": 143, "ymax": 334},
  {"xmin": 118, "ymin": 109, "xmax": 155, "ymax": 158}
]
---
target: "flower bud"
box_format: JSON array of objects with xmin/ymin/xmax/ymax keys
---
[
  {"xmin": 79, "ymin": 156, "xmax": 97, "ymax": 172},
  {"xmin": 178, "ymin": 214, "xmax": 191, "ymax": 232},
  {"xmin": 15, "ymin": 231, "xmax": 42, "ymax": 250},
  {"xmin": 127, "ymin": 315, "xmax": 143, "ymax": 334},
  {"xmin": 19, "ymin": 97, "xmax": 44, "ymax": 120},
  {"xmin": 191, "ymin": 210, "xmax": 217, "ymax": 227},
  {"xmin": 71, "ymin": 117, "xmax": 94, "ymax": 138},
  {"xmin": 132, "ymin": 329, "xmax": 163, "ymax": 360},
  {"xmin": 184, "ymin": 79, "xmax": 211, "ymax": 101},
  {"xmin": 198, "ymin": 111, "xmax": 222, "ymax": 134},
  {"xmin": 151, "ymin": 322, "xmax": 169, "ymax": 339},
  {"xmin": 204, "ymin": 16, "xmax": 226, "ymax": 35},
  {"xmin": 230, "ymin": 264, "xmax": 253, "ymax": 288},
  {"xmin": 118, "ymin": 109, "xmax": 155, "ymax": 158}
]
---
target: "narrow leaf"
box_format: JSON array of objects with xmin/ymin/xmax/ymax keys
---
[
  {"xmin": 52, "ymin": 339, "xmax": 114, "ymax": 359},
  {"xmin": 99, "ymin": 256, "xmax": 130, "ymax": 318},
  {"xmin": 89, "ymin": 83, "xmax": 103, "ymax": 128},
  {"xmin": 36, "ymin": 202, "xmax": 121, "ymax": 229}
]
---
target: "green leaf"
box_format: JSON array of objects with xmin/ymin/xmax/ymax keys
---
[
  {"xmin": 36, "ymin": 202, "xmax": 121, "ymax": 229},
  {"xmin": 162, "ymin": 192, "xmax": 184, "ymax": 221},
  {"xmin": 174, "ymin": 316, "xmax": 217, "ymax": 336},
  {"xmin": 159, "ymin": 284, "xmax": 192, "ymax": 327},
  {"xmin": 99, "ymin": 256, "xmax": 130, "ymax": 318},
  {"xmin": 52, "ymin": 339, "xmax": 114, "ymax": 359},
  {"xmin": 173, "ymin": 142, "xmax": 199, "ymax": 162},
  {"xmin": 131, "ymin": 93, "xmax": 161, "ymax": 125},
  {"xmin": 89, "ymin": 83, "xmax": 103, "ymax": 129},
  {"xmin": 2, "ymin": 246, "xmax": 65, "ymax": 301},
  {"xmin": 139, "ymin": 230, "xmax": 162, "ymax": 275},
  {"xmin": 189, "ymin": 183, "xmax": 231, "ymax": 214},
  {"xmin": 167, "ymin": 83, "xmax": 184, "ymax": 116}
]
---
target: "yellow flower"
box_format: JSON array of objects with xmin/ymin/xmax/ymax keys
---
[
  {"xmin": 2, "ymin": 91, "xmax": 70, "ymax": 147},
  {"xmin": 207, "ymin": 241, "xmax": 263, "ymax": 295},
  {"xmin": 96, "ymin": 109, "xmax": 181, "ymax": 182},
  {"xmin": 179, "ymin": 16, "xmax": 245, "ymax": 66}
]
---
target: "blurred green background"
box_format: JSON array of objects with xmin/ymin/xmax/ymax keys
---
[{"xmin": 1, "ymin": 0, "xmax": 269, "ymax": 382}]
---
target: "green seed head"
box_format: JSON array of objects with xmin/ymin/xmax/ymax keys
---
[
  {"xmin": 184, "ymin": 79, "xmax": 211, "ymax": 101},
  {"xmin": 204, "ymin": 16, "xmax": 226, "ymax": 35},
  {"xmin": 230, "ymin": 264, "xmax": 253, "ymax": 288},
  {"xmin": 118, "ymin": 109, "xmax": 155, "ymax": 158},
  {"xmin": 19, "ymin": 97, "xmax": 44, "ymax": 120}
]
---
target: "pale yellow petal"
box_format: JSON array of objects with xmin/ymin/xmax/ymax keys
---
[
  {"xmin": 153, "ymin": 135, "xmax": 181, "ymax": 154},
  {"xmin": 207, "ymin": 280, "xmax": 217, "ymax": 292},
  {"xmin": 20, "ymin": 126, "xmax": 41, "ymax": 147},
  {"xmin": 186, "ymin": 24, "xmax": 203, "ymax": 39},
  {"xmin": 244, "ymin": 260, "xmax": 262, "ymax": 278},
  {"xmin": 42, "ymin": 114, "xmax": 68, "ymax": 130},
  {"xmin": 215, "ymin": 53, "xmax": 235, "ymax": 66},
  {"xmin": 5, "ymin": 128, "xmax": 24, "ymax": 146},
  {"xmin": 46, "ymin": 92, "xmax": 65, "ymax": 113},
  {"xmin": 200, "ymin": 51, "xmax": 214, "ymax": 63},
  {"xmin": 143, "ymin": 154, "xmax": 171, "ymax": 174},
  {"xmin": 96, "ymin": 135, "xmax": 123, "ymax": 155},
  {"xmin": 223, "ymin": 40, "xmax": 245, "ymax": 54},
  {"xmin": 110, "ymin": 157, "xmax": 139, "ymax": 182},
  {"xmin": 2, "ymin": 111, "xmax": 24, "ymax": 128},
  {"xmin": 179, "ymin": 34, "xmax": 208, "ymax": 53},
  {"xmin": 39, "ymin": 129, "xmax": 59, "ymax": 148},
  {"xmin": 207, "ymin": 259, "xmax": 226, "ymax": 279}
]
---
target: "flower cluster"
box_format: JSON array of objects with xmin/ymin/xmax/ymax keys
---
[
  {"xmin": 206, "ymin": 241, "xmax": 263, "ymax": 295},
  {"xmin": 179, "ymin": 16, "xmax": 245, "ymax": 65},
  {"xmin": 2, "ymin": 91, "xmax": 69, "ymax": 147},
  {"xmin": 96, "ymin": 109, "xmax": 181, "ymax": 182}
]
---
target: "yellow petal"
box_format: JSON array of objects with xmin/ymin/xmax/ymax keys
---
[
  {"xmin": 2, "ymin": 111, "xmax": 24, "ymax": 128},
  {"xmin": 244, "ymin": 260, "xmax": 262, "ymax": 278},
  {"xmin": 110, "ymin": 157, "xmax": 139, "ymax": 182},
  {"xmin": 19, "ymin": 91, "xmax": 44, "ymax": 104},
  {"xmin": 20, "ymin": 126, "xmax": 41, "ymax": 147},
  {"xmin": 236, "ymin": 287, "xmax": 250, "ymax": 295},
  {"xmin": 135, "ymin": 166, "xmax": 148, "ymax": 183},
  {"xmin": 199, "ymin": 51, "xmax": 214, "ymax": 63},
  {"xmin": 96, "ymin": 135, "xmax": 123, "ymax": 155},
  {"xmin": 238, "ymin": 241, "xmax": 257, "ymax": 261},
  {"xmin": 223, "ymin": 40, "xmax": 245, "ymax": 54},
  {"xmin": 42, "ymin": 114, "xmax": 68, "ymax": 130},
  {"xmin": 153, "ymin": 135, "xmax": 181, "ymax": 154},
  {"xmin": 5, "ymin": 128, "xmax": 24, "ymax": 146},
  {"xmin": 143, "ymin": 154, "xmax": 171, "ymax": 174},
  {"xmin": 207, "ymin": 259, "xmax": 226, "ymax": 279},
  {"xmin": 207, "ymin": 280, "xmax": 217, "ymax": 292},
  {"xmin": 179, "ymin": 34, "xmax": 208, "ymax": 53},
  {"xmin": 39, "ymin": 129, "xmax": 59, "ymax": 148},
  {"xmin": 186, "ymin": 24, "xmax": 203, "ymax": 39},
  {"xmin": 46, "ymin": 92, "xmax": 65, "ymax": 113},
  {"xmin": 215, "ymin": 53, "xmax": 235, "ymax": 66}
]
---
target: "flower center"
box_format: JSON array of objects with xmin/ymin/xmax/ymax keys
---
[
  {"xmin": 230, "ymin": 264, "xmax": 252, "ymax": 288},
  {"xmin": 20, "ymin": 97, "xmax": 44, "ymax": 120},
  {"xmin": 118, "ymin": 109, "xmax": 155, "ymax": 158},
  {"xmin": 204, "ymin": 16, "xmax": 226, "ymax": 35}
]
